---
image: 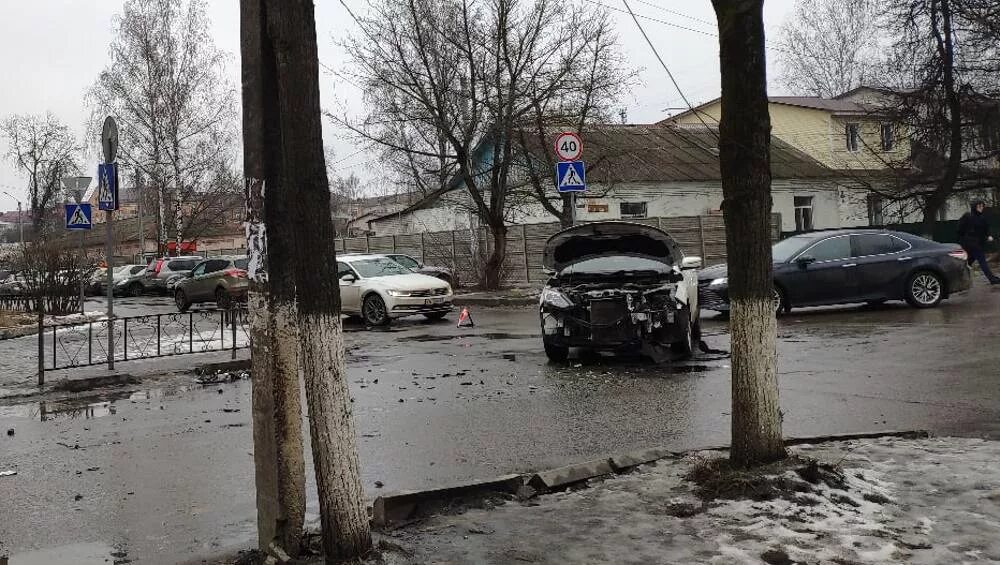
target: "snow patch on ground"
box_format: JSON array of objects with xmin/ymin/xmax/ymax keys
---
[{"xmin": 385, "ymin": 437, "xmax": 1000, "ymax": 564}]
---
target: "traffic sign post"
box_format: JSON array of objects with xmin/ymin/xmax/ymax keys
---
[
  {"xmin": 553, "ymin": 132, "xmax": 585, "ymax": 225},
  {"xmin": 101, "ymin": 116, "xmax": 119, "ymax": 371},
  {"xmin": 65, "ymin": 203, "xmax": 93, "ymax": 230},
  {"xmin": 554, "ymin": 132, "xmax": 583, "ymax": 162}
]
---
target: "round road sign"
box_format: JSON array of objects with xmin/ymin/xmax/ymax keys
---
[
  {"xmin": 102, "ymin": 116, "xmax": 119, "ymax": 164},
  {"xmin": 554, "ymin": 132, "xmax": 583, "ymax": 161}
]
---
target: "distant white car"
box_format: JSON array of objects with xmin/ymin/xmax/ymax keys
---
[{"xmin": 337, "ymin": 254, "xmax": 453, "ymax": 326}]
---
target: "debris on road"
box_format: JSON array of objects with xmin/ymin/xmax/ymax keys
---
[
  {"xmin": 195, "ymin": 370, "xmax": 249, "ymax": 385},
  {"xmin": 0, "ymin": 470, "xmax": 16, "ymax": 477}
]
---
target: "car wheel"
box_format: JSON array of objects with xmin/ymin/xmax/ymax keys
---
[
  {"xmin": 174, "ymin": 290, "xmax": 191, "ymax": 312},
  {"xmin": 773, "ymin": 286, "xmax": 790, "ymax": 314},
  {"xmin": 128, "ymin": 283, "xmax": 143, "ymax": 297},
  {"xmin": 671, "ymin": 313, "xmax": 696, "ymax": 360},
  {"xmin": 362, "ymin": 293, "xmax": 390, "ymax": 326},
  {"xmin": 423, "ymin": 311, "xmax": 448, "ymax": 321},
  {"xmin": 215, "ymin": 288, "xmax": 232, "ymax": 310},
  {"xmin": 543, "ymin": 338, "xmax": 569, "ymax": 363},
  {"xmin": 906, "ymin": 271, "xmax": 944, "ymax": 308}
]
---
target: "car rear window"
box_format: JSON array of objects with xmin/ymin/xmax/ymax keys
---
[
  {"xmin": 852, "ymin": 234, "xmax": 896, "ymax": 257},
  {"xmin": 168, "ymin": 259, "xmax": 200, "ymax": 271}
]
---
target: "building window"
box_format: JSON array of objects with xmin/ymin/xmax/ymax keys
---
[
  {"xmin": 880, "ymin": 123, "xmax": 894, "ymax": 151},
  {"xmin": 619, "ymin": 202, "xmax": 647, "ymax": 219},
  {"xmin": 846, "ymin": 123, "xmax": 860, "ymax": 152},
  {"xmin": 794, "ymin": 196, "xmax": 814, "ymax": 232},
  {"xmin": 937, "ymin": 202, "xmax": 948, "ymax": 222},
  {"xmin": 867, "ymin": 194, "xmax": 884, "ymax": 225}
]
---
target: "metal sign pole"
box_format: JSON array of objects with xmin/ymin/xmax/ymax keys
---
[
  {"xmin": 79, "ymin": 230, "xmax": 86, "ymax": 314},
  {"xmin": 106, "ymin": 209, "xmax": 114, "ymax": 370}
]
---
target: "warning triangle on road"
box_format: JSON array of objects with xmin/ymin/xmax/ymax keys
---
[{"xmin": 68, "ymin": 206, "xmax": 90, "ymax": 227}]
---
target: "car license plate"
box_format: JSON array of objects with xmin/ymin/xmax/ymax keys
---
[{"xmin": 426, "ymin": 297, "xmax": 444, "ymax": 304}]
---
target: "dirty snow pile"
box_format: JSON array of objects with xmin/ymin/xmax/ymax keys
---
[{"xmin": 385, "ymin": 437, "xmax": 1000, "ymax": 564}]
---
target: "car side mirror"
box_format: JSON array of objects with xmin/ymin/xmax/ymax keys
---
[
  {"xmin": 339, "ymin": 273, "xmax": 357, "ymax": 283},
  {"xmin": 796, "ymin": 255, "xmax": 816, "ymax": 268},
  {"xmin": 681, "ymin": 256, "xmax": 703, "ymax": 270}
]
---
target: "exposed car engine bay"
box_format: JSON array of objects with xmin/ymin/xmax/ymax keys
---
[{"xmin": 540, "ymin": 270, "xmax": 692, "ymax": 349}]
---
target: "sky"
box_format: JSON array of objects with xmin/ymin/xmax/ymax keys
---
[{"xmin": 0, "ymin": 0, "xmax": 798, "ymax": 213}]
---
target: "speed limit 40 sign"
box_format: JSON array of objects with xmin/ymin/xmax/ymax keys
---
[{"xmin": 554, "ymin": 132, "xmax": 583, "ymax": 161}]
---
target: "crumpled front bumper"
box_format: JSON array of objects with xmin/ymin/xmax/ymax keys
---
[{"xmin": 540, "ymin": 298, "xmax": 684, "ymax": 349}]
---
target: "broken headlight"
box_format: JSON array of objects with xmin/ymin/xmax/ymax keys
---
[{"xmin": 540, "ymin": 287, "xmax": 573, "ymax": 309}]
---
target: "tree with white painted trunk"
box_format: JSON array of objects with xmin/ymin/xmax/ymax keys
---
[
  {"xmin": 240, "ymin": 0, "xmax": 372, "ymax": 561},
  {"xmin": 712, "ymin": 0, "xmax": 786, "ymax": 468}
]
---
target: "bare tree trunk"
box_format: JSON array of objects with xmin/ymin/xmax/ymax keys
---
[
  {"xmin": 920, "ymin": 0, "xmax": 963, "ymax": 239},
  {"xmin": 484, "ymin": 222, "xmax": 508, "ymax": 290},
  {"xmin": 254, "ymin": 0, "xmax": 372, "ymax": 560},
  {"xmin": 712, "ymin": 0, "xmax": 786, "ymax": 468},
  {"xmin": 240, "ymin": 2, "xmax": 306, "ymax": 558}
]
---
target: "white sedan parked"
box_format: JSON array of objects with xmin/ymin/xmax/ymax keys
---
[{"xmin": 337, "ymin": 254, "xmax": 453, "ymax": 325}]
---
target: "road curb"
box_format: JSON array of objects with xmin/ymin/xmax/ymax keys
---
[
  {"xmin": 51, "ymin": 374, "xmax": 140, "ymax": 393},
  {"xmin": 373, "ymin": 474, "xmax": 522, "ymax": 528},
  {"xmin": 195, "ymin": 358, "xmax": 251, "ymax": 375},
  {"xmin": 370, "ymin": 430, "xmax": 931, "ymax": 530}
]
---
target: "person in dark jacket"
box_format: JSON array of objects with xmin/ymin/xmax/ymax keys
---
[{"xmin": 957, "ymin": 200, "xmax": 1000, "ymax": 284}]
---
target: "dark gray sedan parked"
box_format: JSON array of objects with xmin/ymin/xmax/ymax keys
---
[{"xmin": 699, "ymin": 229, "xmax": 971, "ymax": 313}]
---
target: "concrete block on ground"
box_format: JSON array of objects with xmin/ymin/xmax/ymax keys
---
[
  {"xmin": 786, "ymin": 430, "xmax": 930, "ymax": 446},
  {"xmin": 528, "ymin": 459, "xmax": 614, "ymax": 492},
  {"xmin": 373, "ymin": 474, "xmax": 523, "ymax": 528},
  {"xmin": 608, "ymin": 447, "xmax": 676, "ymax": 472}
]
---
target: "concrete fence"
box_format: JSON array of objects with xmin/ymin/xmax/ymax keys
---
[{"xmin": 336, "ymin": 214, "xmax": 782, "ymax": 286}]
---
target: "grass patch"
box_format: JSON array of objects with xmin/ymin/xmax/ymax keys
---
[{"xmin": 0, "ymin": 310, "xmax": 33, "ymax": 329}]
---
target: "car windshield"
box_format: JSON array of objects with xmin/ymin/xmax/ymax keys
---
[
  {"xmin": 772, "ymin": 235, "xmax": 817, "ymax": 263},
  {"xmin": 559, "ymin": 255, "xmax": 670, "ymax": 276},
  {"xmin": 350, "ymin": 258, "xmax": 411, "ymax": 278}
]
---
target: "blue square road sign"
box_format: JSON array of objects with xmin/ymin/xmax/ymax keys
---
[
  {"xmin": 556, "ymin": 160, "xmax": 586, "ymax": 193},
  {"xmin": 65, "ymin": 203, "xmax": 93, "ymax": 230}
]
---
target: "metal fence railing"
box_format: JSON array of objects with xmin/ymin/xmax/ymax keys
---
[
  {"xmin": 0, "ymin": 295, "xmax": 34, "ymax": 312},
  {"xmin": 44, "ymin": 306, "xmax": 249, "ymax": 372}
]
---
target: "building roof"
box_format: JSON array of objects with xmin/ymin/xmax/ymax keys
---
[
  {"xmin": 368, "ymin": 123, "xmax": 836, "ymax": 225},
  {"xmin": 548, "ymin": 124, "xmax": 834, "ymax": 184},
  {"xmin": 659, "ymin": 95, "xmax": 872, "ymax": 125}
]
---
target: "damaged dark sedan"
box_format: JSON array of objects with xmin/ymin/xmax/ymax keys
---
[{"xmin": 539, "ymin": 221, "xmax": 702, "ymax": 363}]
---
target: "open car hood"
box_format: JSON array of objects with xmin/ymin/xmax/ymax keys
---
[{"xmin": 542, "ymin": 221, "xmax": 683, "ymax": 273}]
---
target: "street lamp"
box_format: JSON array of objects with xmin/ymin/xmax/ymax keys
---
[{"xmin": 0, "ymin": 189, "xmax": 24, "ymax": 245}]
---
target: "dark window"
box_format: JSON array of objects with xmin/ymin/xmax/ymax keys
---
[
  {"xmin": 391, "ymin": 255, "xmax": 420, "ymax": 269},
  {"xmin": 772, "ymin": 235, "xmax": 817, "ymax": 263},
  {"xmin": 867, "ymin": 194, "xmax": 884, "ymax": 225},
  {"xmin": 619, "ymin": 202, "xmax": 647, "ymax": 219},
  {"xmin": 846, "ymin": 123, "xmax": 860, "ymax": 152},
  {"xmin": 130, "ymin": 265, "xmax": 145, "ymax": 275},
  {"xmin": 805, "ymin": 236, "xmax": 851, "ymax": 262},
  {"xmin": 880, "ymin": 123, "xmax": 894, "ymax": 151},
  {"xmin": 234, "ymin": 258, "xmax": 249, "ymax": 270},
  {"xmin": 890, "ymin": 236, "xmax": 911, "ymax": 253},
  {"xmin": 203, "ymin": 259, "xmax": 229, "ymax": 273},
  {"xmin": 168, "ymin": 259, "xmax": 200, "ymax": 271},
  {"xmin": 336, "ymin": 262, "xmax": 355, "ymax": 278},
  {"xmin": 190, "ymin": 262, "xmax": 207, "ymax": 277},
  {"xmin": 794, "ymin": 196, "xmax": 814, "ymax": 231},
  {"xmin": 852, "ymin": 234, "xmax": 896, "ymax": 257}
]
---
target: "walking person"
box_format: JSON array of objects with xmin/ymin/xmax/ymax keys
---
[{"xmin": 957, "ymin": 200, "xmax": 1000, "ymax": 284}]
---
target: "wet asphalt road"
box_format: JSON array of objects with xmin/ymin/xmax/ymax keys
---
[{"xmin": 3, "ymin": 286, "xmax": 1000, "ymax": 564}]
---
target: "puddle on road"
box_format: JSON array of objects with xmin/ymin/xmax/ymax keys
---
[
  {"xmin": 10, "ymin": 542, "xmax": 131, "ymax": 565},
  {"xmin": 0, "ymin": 386, "xmax": 189, "ymax": 423}
]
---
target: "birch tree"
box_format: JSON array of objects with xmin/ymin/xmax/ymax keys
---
[
  {"xmin": 241, "ymin": 0, "xmax": 372, "ymax": 561},
  {"xmin": 712, "ymin": 0, "xmax": 786, "ymax": 467},
  {"xmin": 90, "ymin": 0, "xmax": 238, "ymax": 254}
]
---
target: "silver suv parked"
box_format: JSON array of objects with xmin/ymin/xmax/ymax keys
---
[{"xmin": 140, "ymin": 256, "xmax": 203, "ymax": 294}]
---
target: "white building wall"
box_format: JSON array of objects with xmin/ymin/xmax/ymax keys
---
[{"xmin": 369, "ymin": 177, "xmax": 887, "ymax": 236}]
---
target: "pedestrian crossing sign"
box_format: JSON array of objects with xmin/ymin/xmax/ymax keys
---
[
  {"xmin": 65, "ymin": 203, "xmax": 93, "ymax": 230},
  {"xmin": 556, "ymin": 160, "xmax": 586, "ymax": 193}
]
